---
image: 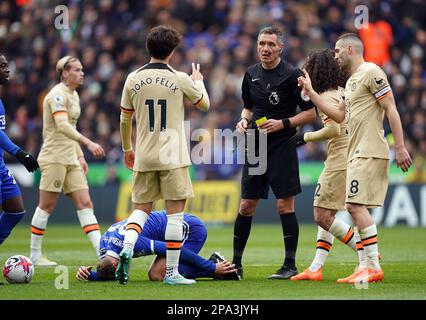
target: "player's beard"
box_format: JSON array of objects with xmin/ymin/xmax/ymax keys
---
[{"xmin": 337, "ymin": 60, "xmax": 350, "ymax": 74}]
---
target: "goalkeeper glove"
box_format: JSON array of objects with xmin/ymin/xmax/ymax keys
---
[{"xmin": 15, "ymin": 150, "xmax": 39, "ymax": 172}]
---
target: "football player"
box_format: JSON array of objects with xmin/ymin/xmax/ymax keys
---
[{"xmin": 76, "ymin": 210, "xmax": 239, "ymax": 281}]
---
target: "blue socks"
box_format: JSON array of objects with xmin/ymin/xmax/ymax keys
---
[{"xmin": 0, "ymin": 211, "xmax": 25, "ymax": 245}]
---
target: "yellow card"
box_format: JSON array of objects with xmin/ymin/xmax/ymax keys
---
[{"xmin": 255, "ymin": 116, "xmax": 267, "ymax": 126}]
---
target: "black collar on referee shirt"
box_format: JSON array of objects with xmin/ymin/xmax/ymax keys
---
[{"xmin": 253, "ymin": 60, "xmax": 289, "ymax": 78}]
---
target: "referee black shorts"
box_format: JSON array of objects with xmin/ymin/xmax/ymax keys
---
[{"xmin": 241, "ymin": 135, "xmax": 301, "ymax": 199}]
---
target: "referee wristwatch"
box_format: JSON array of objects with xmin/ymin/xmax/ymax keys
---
[
  {"xmin": 282, "ymin": 118, "xmax": 291, "ymax": 128},
  {"xmin": 239, "ymin": 117, "xmax": 251, "ymax": 125}
]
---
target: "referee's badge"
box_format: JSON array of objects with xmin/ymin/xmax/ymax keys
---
[
  {"xmin": 269, "ymin": 91, "xmax": 280, "ymax": 105},
  {"xmin": 300, "ymin": 90, "xmax": 310, "ymax": 102}
]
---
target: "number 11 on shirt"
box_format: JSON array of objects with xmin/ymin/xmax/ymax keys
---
[{"xmin": 146, "ymin": 99, "xmax": 167, "ymax": 132}]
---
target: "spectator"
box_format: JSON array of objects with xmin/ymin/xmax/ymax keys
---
[{"xmin": 0, "ymin": 0, "xmax": 424, "ymax": 181}]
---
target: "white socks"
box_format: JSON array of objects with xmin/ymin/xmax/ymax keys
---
[
  {"xmin": 165, "ymin": 212, "xmax": 184, "ymax": 277},
  {"xmin": 359, "ymin": 224, "xmax": 380, "ymax": 270},
  {"xmin": 329, "ymin": 219, "xmax": 357, "ymax": 251},
  {"xmin": 31, "ymin": 207, "xmax": 103, "ymax": 260},
  {"xmin": 123, "ymin": 209, "xmax": 149, "ymax": 253},
  {"xmin": 310, "ymin": 227, "xmax": 334, "ymax": 272},
  {"xmin": 30, "ymin": 207, "xmax": 51, "ymax": 261},
  {"xmin": 309, "ymin": 219, "xmax": 368, "ymax": 272},
  {"xmin": 77, "ymin": 208, "xmax": 101, "ymax": 257},
  {"xmin": 353, "ymin": 227, "xmax": 367, "ymax": 269}
]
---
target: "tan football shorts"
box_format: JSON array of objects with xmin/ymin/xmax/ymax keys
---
[
  {"xmin": 132, "ymin": 166, "xmax": 194, "ymax": 204},
  {"xmin": 346, "ymin": 157, "xmax": 389, "ymax": 207},
  {"xmin": 314, "ymin": 169, "xmax": 346, "ymax": 211},
  {"xmin": 39, "ymin": 162, "xmax": 88, "ymax": 194}
]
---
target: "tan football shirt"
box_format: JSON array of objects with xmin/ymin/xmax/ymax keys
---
[
  {"xmin": 38, "ymin": 83, "xmax": 81, "ymax": 165},
  {"xmin": 319, "ymin": 89, "xmax": 348, "ymax": 171},
  {"xmin": 344, "ymin": 62, "xmax": 391, "ymax": 161},
  {"xmin": 121, "ymin": 63, "xmax": 207, "ymax": 172}
]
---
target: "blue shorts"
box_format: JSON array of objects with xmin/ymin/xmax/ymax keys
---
[
  {"xmin": 179, "ymin": 219, "xmax": 208, "ymax": 277},
  {"xmin": 0, "ymin": 169, "xmax": 21, "ymax": 205},
  {"xmin": 181, "ymin": 218, "xmax": 207, "ymax": 253}
]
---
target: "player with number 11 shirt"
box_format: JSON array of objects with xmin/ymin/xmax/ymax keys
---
[
  {"xmin": 117, "ymin": 25, "xmax": 210, "ymax": 286},
  {"xmin": 120, "ymin": 58, "xmax": 208, "ymax": 173}
]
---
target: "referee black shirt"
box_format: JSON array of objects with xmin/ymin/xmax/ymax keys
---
[{"xmin": 242, "ymin": 59, "xmax": 314, "ymax": 139}]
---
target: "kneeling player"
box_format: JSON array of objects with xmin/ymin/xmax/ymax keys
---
[{"xmin": 76, "ymin": 210, "xmax": 239, "ymax": 281}]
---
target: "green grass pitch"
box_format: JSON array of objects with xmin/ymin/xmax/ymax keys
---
[{"xmin": 1, "ymin": 224, "xmax": 425, "ymax": 300}]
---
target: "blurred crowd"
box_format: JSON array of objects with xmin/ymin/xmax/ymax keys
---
[{"xmin": 0, "ymin": 0, "xmax": 425, "ymax": 181}]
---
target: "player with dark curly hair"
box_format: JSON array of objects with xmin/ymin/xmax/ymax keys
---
[
  {"xmin": 302, "ymin": 49, "xmax": 348, "ymax": 95},
  {"xmin": 298, "ymin": 34, "xmax": 412, "ymax": 283},
  {"xmin": 289, "ymin": 49, "xmax": 367, "ymax": 281}
]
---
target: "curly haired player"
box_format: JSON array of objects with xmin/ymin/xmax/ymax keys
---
[
  {"xmin": 298, "ymin": 34, "xmax": 412, "ymax": 283},
  {"xmin": 288, "ymin": 49, "xmax": 367, "ymax": 282}
]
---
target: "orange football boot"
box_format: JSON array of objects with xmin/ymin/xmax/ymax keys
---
[
  {"xmin": 290, "ymin": 268, "xmax": 323, "ymax": 281},
  {"xmin": 336, "ymin": 266, "xmax": 366, "ymax": 283},
  {"xmin": 348, "ymin": 268, "xmax": 384, "ymax": 284}
]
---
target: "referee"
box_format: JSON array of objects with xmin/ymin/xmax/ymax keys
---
[{"xmin": 232, "ymin": 27, "xmax": 316, "ymax": 279}]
